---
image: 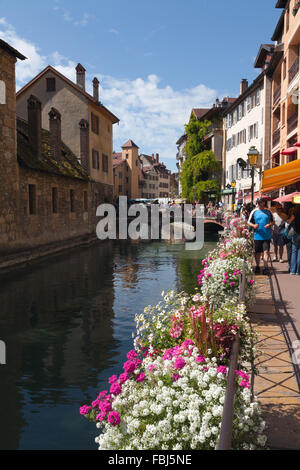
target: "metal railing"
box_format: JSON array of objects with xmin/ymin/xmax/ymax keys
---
[
  {"xmin": 217, "ymin": 260, "xmax": 247, "ymax": 450},
  {"xmin": 289, "ymin": 57, "xmax": 299, "ymax": 83},
  {"xmin": 287, "ymin": 111, "xmax": 298, "ymax": 134},
  {"xmin": 273, "ymin": 85, "xmax": 281, "ymax": 104}
]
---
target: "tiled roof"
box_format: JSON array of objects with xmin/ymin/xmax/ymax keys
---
[
  {"xmin": 121, "ymin": 139, "xmax": 139, "ymax": 149},
  {"xmin": 191, "ymin": 108, "xmax": 210, "ymax": 120},
  {"xmin": 0, "ymin": 39, "xmax": 26, "ymax": 60},
  {"xmin": 112, "ymin": 152, "xmax": 124, "ymax": 168},
  {"xmin": 17, "ymin": 118, "xmax": 89, "ymax": 180}
]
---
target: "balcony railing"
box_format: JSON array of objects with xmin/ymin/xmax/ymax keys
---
[
  {"xmin": 287, "ymin": 111, "xmax": 298, "ymax": 134},
  {"xmin": 289, "ymin": 57, "xmax": 299, "ymax": 83},
  {"xmin": 272, "ymin": 127, "xmax": 280, "ymax": 147},
  {"xmin": 273, "ymin": 85, "xmax": 281, "ymax": 104}
]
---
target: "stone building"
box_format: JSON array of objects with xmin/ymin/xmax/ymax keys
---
[
  {"xmin": 16, "ymin": 63, "xmax": 119, "ymax": 200},
  {"xmin": 112, "ymin": 139, "xmax": 143, "ymax": 199},
  {"xmin": 0, "ymin": 39, "xmax": 119, "ymax": 269}
]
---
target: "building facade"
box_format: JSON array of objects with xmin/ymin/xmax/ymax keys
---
[
  {"xmin": 271, "ymin": 1, "xmax": 300, "ymax": 168},
  {"xmin": 0, "ymin": 40, "xmax": 115, "ymax": 268},
  {"xmin": 16, "ymin": 64, "xmax": 119, "ymax": 201},
  {"xmin": 222, "ymin": 74, "xmax": 272, "ymax": 208}
]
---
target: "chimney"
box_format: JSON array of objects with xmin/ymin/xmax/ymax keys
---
[
  {"xmin": 27, "ymin": 95, "xmax": 42, "ymax": 159},
  {"xmin": 240, "ymin": 79, "xmax": 248, "ymax": 95},
  {"xmin": 76, "ymin": 63, "xmax": 86, "ymax": 90},
  {"xmin": 93, "ymin": 77, "xmax": 99, "ymax": 101},
  {"xmin": 79, "ymin": 119, "xmax": 90, "ymax": 173},
  {"xmin": 48, "ymin": 107, "xmax": 61, "ymax": 162},
  {"xmin": 152, "ymin": 153, "xmax": 155, "ymax": 163},
  {"xmin": 156, "ymin": 153, "xmax": 159, "ymax": 163}
]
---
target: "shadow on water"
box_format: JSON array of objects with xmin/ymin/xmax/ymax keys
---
[{"xmin": 0, "ymin": 233, "xmax": 218, "ymax": 449}]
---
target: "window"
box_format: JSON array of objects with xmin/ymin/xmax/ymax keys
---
[
  {"xmin": 136, "ymin": 159, "xmax": 138, "ymax": 166},
  {"xmin": 46, "ymin": 77, "xmax": 56, "ymax": 92},
  {"xmin": 102, "ymin": 153, "xmax": 108, "ymax": 173},
  {"xmin": 118, "ymin": 185, "xmax": 122, "ymax": 193},
  {"xmin": 83, "ymin": 191, "xmax": 88, "ymax": 212},
  {"xmin": 28, "ymin": 184, "xmax": 36, "ymax": 215},
  {"xmin": 283, "ymin": 59, "xmax": 287, "ymax": 80},
  {"xmin": 119, "ymin": 171, "xmax": 123, "ymax": 179},
  {"xmin": 52, "ymin": 187, "xmax": 58, "ymax": 213},
  {"xmin": 126, "ymin": 153, "xmax": 129, "ymax": 159},
  {"xmin": 92, "ymin": 149, "xmax": 99, "ymax": 169},
  {"xmin": 91, "ymin": 112, "xmax": 99, "ymax": 134},
  {"xmin": 246, "ymin": 96, "xmax": 251, "ymax": 112},
  {"xmin": 70, "ymin": 189, "xmax": 75, "ymax": 212},
  {"xmin": 126, "ymin": 177, "xmax": 129, "ymax": 183},
  {"xmin": 255, "ymin": 89, "xmax": 260, "ymax": 106}
]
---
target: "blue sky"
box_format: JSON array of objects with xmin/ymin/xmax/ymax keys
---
[{"xmin": 1, "ymin": 0, "xmax": 281, "ymax": 170}]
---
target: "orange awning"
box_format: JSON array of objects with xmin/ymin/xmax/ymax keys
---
[{"xmin": 261, "ymin": 158, "xmax": 300, "ymax": 193}]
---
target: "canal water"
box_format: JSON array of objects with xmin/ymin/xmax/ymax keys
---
[{"xmin": 0, "ymin": 235, "xmax": 218, "ymax": 450}]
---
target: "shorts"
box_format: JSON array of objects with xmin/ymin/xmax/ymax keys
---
[
  {"xmin": 254, "ymin": 239, "xmax": 271, "ymax": 253},
  {"xmin": 272, "ymin": 230, "xmax": 285, "ymax": 247}
]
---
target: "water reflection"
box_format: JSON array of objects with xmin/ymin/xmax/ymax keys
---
[{"xmin": 0, "ymin": 236, "xmax": 217, "ymax": 449}]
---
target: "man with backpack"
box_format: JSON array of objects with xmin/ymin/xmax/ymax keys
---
[{"xmin": 247, "ymin": 198, "xmax": 275, "ymax": 275}]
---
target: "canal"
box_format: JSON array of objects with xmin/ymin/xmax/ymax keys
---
[{"xmin": 0, "ymin": 235, "xmax": 218, "ymax": 450}]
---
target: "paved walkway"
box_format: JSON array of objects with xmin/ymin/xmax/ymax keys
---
[{"xmin": 249, "ymin": 252, "xmax": 300, "ymax": 449}]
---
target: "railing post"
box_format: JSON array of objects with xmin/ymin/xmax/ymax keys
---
[{"xmin": 217, "ymin": 260, "xmax": 246, "ymax": 450}]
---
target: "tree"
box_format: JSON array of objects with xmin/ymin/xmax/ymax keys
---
[
  {"xmin": 180, "ymin": 150, "xmax": 221, "ymax": 202},
  {"xmin": 184, "ymin": 115, "xmax": 211, "ymax": 159}
]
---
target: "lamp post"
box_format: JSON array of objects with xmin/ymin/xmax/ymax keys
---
[{"xmin": 247, "ymin": 146, "xmax": 259, "ymax": 207}]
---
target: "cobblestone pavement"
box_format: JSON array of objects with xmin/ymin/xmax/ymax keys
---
[{"xmin": 249, "ymin": 258, "xmax": 300, "ymax": 450}]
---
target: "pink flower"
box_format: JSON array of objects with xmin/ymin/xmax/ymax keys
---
[
  {"xmin": 126, "ymin": 350, "xmax": 138, "ymax": 360},
  {"xmin": 99, "ymin": 401, "xmax": 112, "ymax": 413},
  {"xmin": 119, "ymin": 372, "xmax": 129, "ymax": 384},
  {"xmin": 107, "ymin": 411, "xmax": 121, "ymax": 426},
  {"xmin": 149, "ymin": 364, "xmax": 155, "ymax": 372},
  {"xmin": 110, "ymin": 382, "xmax": 122, "ymax": 396},
  {"xmin": 222, "ymin": 280, "xmax": 227, "ymax": 284},
  {"xmin": 195, "ymin": 355, "xmax": 206, "ymax": 363},
  {"xmin": 91, "ymin": 399, "xmax": 100, "ymax": 408},
  {"xmin": 174, "ymin": 357, "xmax": 186, "ymax": 370},
  {"xmin": 230, "ymin": 282, "xmax": 235, "ymax": 287},
  {"xmin": 123, "ymin": 360, "xmax": 137, "ymax": 374},
  {"xmin": 172, "ymin": 373, "xmax": 181, "ymax": 382},
  {"xmin": 217, "ymin": 366, "xmax": 227, "ymax": 375},
  {"xmin": 136, "ymin": 372, "xmax": 146, "ymax": 383},
  {"xmin": 108, "ymin": 375, "xmax": 118, "ymax": 384},
  {"xmin": 79, "ymin": 405, "xmax": 91, "ymax": 415},
  {"xmin": 240, "ymin": 380, "xmax": 250, "ymax": 389}
]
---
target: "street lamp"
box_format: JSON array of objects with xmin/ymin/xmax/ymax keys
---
[{"xmin": 247, "ymin": 146, "xmax": 259, "ymax": 206}]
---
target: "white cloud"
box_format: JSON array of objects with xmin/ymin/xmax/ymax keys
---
[
  {"xmin": 1, "ymin": 18, "xmax": 218, "ymax": 170},
  {"xmin": 108, "ymin": 28, "xmax": 119, "ymax": 35},
  {"xmin": 90, "ymin": 74, "xmax": 217, "ymax": 167}
]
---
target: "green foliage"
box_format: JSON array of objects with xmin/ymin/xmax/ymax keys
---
[
  {"xmin": 184, "ymin": 115, "xmax": 211, "ymax": 159},
  {"xmin": 180, "ymin": 150, "xmax": 221, "ymax": 202}
]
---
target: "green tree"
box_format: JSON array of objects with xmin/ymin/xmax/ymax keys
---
[
  {"xmin": 184, "ymin": 115, "xmax": 211, "ymax": 158},
  {"xmin": 180, "ymin": 150, "xmax": 221, "ymax": 202}
]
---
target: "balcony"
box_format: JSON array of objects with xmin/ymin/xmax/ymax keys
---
[
  {"xmin": 289, "ymin": 57, "xmax": 299, "ymax": 83},
  {"xmin": 287, "ymin": 111, "xmax": 298, "ymax": 134},
  {"xmin": 273, "ymin": 85, "xmax": 281, "ymax": 104},
  {"xmin": 272, "ymin": 128, "xmax": 280, "ymax": 148}
]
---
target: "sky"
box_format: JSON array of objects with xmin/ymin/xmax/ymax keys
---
[{"xmin": 0, "ymin": 0, "xmax": 281, "ymax": 171}]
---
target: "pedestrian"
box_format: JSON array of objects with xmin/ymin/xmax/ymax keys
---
[
  {"xmin": 287, "ymin": 204, "xmax": 300, "ymax": 275},
  {"xmin": 247, "ymin": 198, "xmax": 275, "ymax": 275},
  {"xmin": 271, "ymin": 203, "xmax": 286, "ymax": 263}
]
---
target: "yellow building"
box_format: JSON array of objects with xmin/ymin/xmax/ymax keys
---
[{"xmin": 113, "ymin": 140, "xmax": 143, "ymax": 199}]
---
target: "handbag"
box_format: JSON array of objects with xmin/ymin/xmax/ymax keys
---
[{"xmin": 280, "ymin": 222, "xmax": 295, "ymax": 244}]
